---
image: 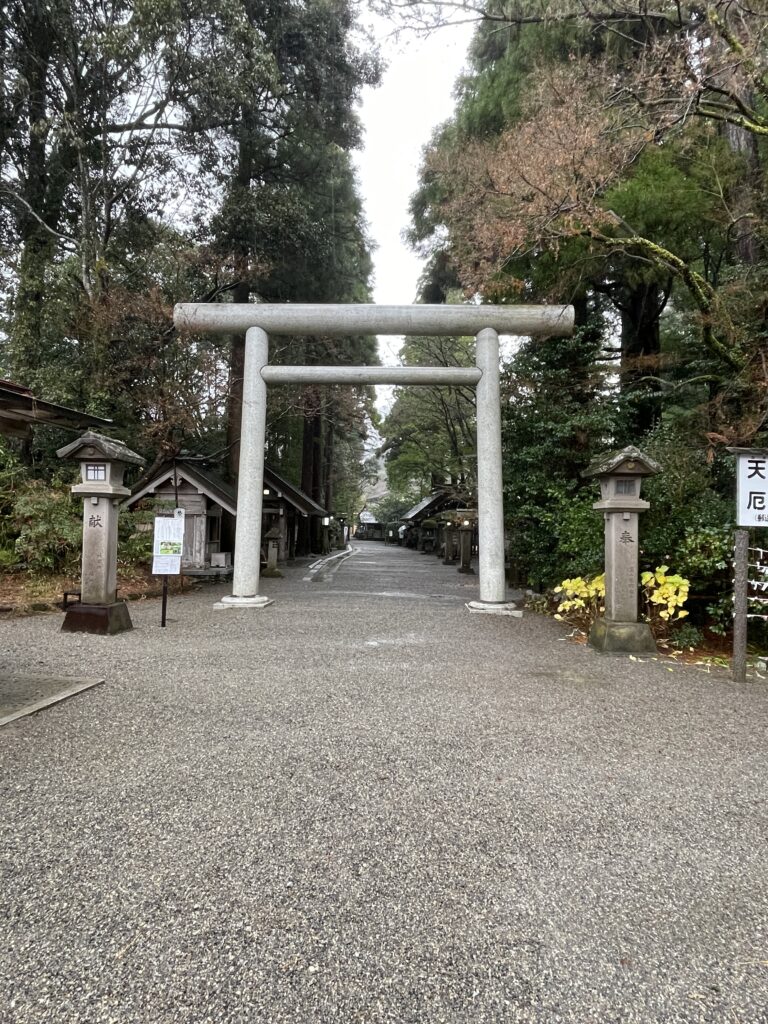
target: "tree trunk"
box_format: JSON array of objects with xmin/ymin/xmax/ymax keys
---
[
  {"xmin": 310, "ymin": 412, "xmax": 323, "ymax": 552},
  {"xmin": 722, "ymin": 119, "xmax": 762, "ymax": 267},
  {"xmin": 225, "ymin": 279, "xmax": 250, "ymax": 480},
  {"xmin": 618, "ymin": 281, "xmax": 664, "ymax": 437},
  {"xmin": 225, "ymin": 110, "xmax": 257, "ymax": 480},
  {"xmin": 323, "ymin": 418, "xmax": 335, "ymax": 512}
]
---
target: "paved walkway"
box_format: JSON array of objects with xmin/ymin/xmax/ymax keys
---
[{"xmin": 1, "ymin": 543, "xmax": 767, "ymax": 1023}]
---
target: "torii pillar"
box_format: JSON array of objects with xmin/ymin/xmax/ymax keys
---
[{"xmin": 174, "ymin": 303, "xmax": 574, "ymax": 613}]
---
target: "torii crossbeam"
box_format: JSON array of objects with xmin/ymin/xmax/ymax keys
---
[{"xmin": 174, "ymin": 303, "xmax": 574, "ymax": 613}]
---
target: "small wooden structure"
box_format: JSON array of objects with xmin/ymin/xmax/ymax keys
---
[
  {"xmin": 401, "ymin": 491, "xmax": 474, "ymax": 552},
  {"xmin": 357, "ymin": 509, "xmax": 384, "ymax": 541},
  {"xmin": 125, "ymin": 457, "xmax": 328, "ymax": 570}
]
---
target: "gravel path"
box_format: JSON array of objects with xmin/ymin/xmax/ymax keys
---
[{"xmin": 2, "ymin": 544, "xmax": 767, "ymax": 1023}]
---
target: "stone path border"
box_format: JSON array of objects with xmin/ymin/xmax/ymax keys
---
[{"xmin": 0, "ymin": 674, "xmax": 104, "ymax": 727}]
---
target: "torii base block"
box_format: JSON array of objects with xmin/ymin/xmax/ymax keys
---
[
  {"xmin": 62, "ymin": 601, "xmax": 133, "ymax": 635},
  {"xmin": 466, "ymin": 601, "xmax": 522, "ymax": 617},
  {"xmin": 213, "ymin": 595, "xmax": 273, "ymax": 610}
]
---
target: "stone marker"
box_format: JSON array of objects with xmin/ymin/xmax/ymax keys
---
[
  {"xmin": 457, "ymin": 520, "xmax": 476, "ymax": 575},
  {"xmin": 442, "ymin": 524, "xmax": 458, "ymax": 565},
  {"xmin": 583, "ymin": 446, "xmax": 661, "ymax": 654},
  {"xmin": 57, "ymin": 432, "xmax": 144, "ymax": 635},
  {"xmin": 261, "ymin": 526, "xmax": 283, "ymax": 578}
]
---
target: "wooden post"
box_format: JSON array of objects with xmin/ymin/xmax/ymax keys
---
[{"xmin": 733, "ymin": 529, "xmax": 749, "ymax": 682}]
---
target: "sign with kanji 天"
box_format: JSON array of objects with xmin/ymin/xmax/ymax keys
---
[{"xmin": 735, "ymin": 450, "xmax": 768, "ymax": 527}]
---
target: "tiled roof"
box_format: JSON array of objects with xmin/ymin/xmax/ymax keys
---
[
  {"xmin": 127, "ymin": 457, "xmax": 328, "ymax": 517},
  {"xmin": 0, "ymin": 382, "xmax": 111, "ymax": 439}
]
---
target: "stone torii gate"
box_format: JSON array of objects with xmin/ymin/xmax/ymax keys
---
[{"xmin": 174, "ymin": 303, "xmax": 574, "ymax": 612}]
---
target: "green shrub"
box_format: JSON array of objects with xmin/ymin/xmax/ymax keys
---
[
  {"xmin": 0, "ymin": 547, "xmax": 18, "ymax": 570},
  {"xmin": 118, "ymin": 505, "xmax": 155, "ymax": 566},
  {"xmin": 669, "ymin": 621, "xmax": 704, "ymax": 651},
  {"xmin": 12, "ymin": 480, "xmax": 82, "ymax": 574}
]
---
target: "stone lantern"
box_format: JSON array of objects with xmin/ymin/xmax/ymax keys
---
[
  {"xmin": 457, "ymin": 512, "xmax": 477, "ymax": 575},
  {"xmin": 261, "ymin": 525, "xmax": 283, "ymax": 578},
  {"xmin": 441, "ymin": 517, "xmax": 458, "ymax": 565},
  {"xmin": 57, "ymin": 431, "xmax": 144, "ymax": 634},
  {"xmin": 583, "ymin": 445, "xmax": 661, "ymax": 653}
]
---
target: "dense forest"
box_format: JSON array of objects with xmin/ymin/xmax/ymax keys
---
[
  {"xmin": 2, "ymin": 0, "xmax": 767, "ymax": 645},
  {"xmin": 0, "ymin": 0, "xmax": 380, "ymax": 561},
  {"xmin": 373, "ymin": 0, "xmax": 767, "ymax": 644}
]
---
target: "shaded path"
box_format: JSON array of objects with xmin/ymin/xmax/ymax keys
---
[
  {"xmin": 305, "ymin": 540, "xmax": 482, "ymax": 602},
  {"xmin": 1, "ymin": 542, "xmax": 767, "ymax": 1022}
]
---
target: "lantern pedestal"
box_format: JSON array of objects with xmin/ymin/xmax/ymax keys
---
[
  {"xmin": 62, "ymin": 601, "xmax": 133, "ymax": 636},
  {"xmin": 589, "ymin": 617, "xmax": 656, "ymax": 654}
]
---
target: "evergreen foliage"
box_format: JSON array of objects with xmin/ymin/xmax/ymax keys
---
[
  {"xmin": 0, "ymin": 0, "xmax": 380, "ymax": 555},
  {"xmin": 393, "ymin": 0, "xmax": 767, "ymax": 634}
]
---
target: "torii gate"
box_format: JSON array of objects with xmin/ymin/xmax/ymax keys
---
[{"xmin": 174, "ymin": 303, "xmax": 574, "ymax": 613}]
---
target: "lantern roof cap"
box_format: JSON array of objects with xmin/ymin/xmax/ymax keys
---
[
  {"xmin": 56, "ymin": 431, "xmax": 144, "ymax": 466},
  {"xmin": 583, "ymin": 445, "xmax": 660, "ymax": 479}
]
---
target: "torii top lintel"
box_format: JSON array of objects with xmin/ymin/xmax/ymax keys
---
[{"xmin": 173, "ymin": 303, "xmax": 575, "ymax": 338}]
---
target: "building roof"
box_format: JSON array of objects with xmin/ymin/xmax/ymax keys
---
[
  {"xmin": 126, "ymin": 457, "xmax": 328, "ymax": 518},
  {"xmin": 263, "ymin": 463, "xmax": 328, "ymax": 518},
  {"xmin": 401, "ymin": 493, "xmax": 442, "ymax": 522},
  {"xmin": 0, "ymin": 380, "xmax": 111, "ymax": 440}
]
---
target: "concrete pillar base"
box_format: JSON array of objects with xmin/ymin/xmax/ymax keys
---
[
  {"xmin": 214, "ymin": 595, "xmax": 274, "ymax": 610},
  {"xmin": 589, "ymin": 618, "xmax": 656, "ymax": 654},
  {"xmin": 61, "ymin": 601, "xmax": 133, "ymax": 635},
  {"xmin": 465, "ymin": 600, "xmax": 522, "ymax": 617},
  {"xmin": 458, "ymin": 566, "xmax": 476, "ymax": 575}
]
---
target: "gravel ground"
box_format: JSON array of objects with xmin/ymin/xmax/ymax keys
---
[{"xmin": 1, "ymin": 544, "xmax": 767, "ymax": 1023}]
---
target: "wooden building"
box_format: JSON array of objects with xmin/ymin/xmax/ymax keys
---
[
  {"xmin": 0, "ymin": 379, "xmax": 111, "ymax": 439},
  {"xmin": 125, "ymin": 457, "xmax": 328, "ymax": 569}
]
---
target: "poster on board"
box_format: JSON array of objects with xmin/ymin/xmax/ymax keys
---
[
  {"xmin": 152, "ymin": 554, "xmax": 181, "ymax": 575},
  {"xmin": 152, "ymin": 509, "xmax": 185, "ymax": 574}
]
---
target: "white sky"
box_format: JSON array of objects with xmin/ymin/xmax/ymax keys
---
[{"xmin": 353, "ymin": 20, "xmax": 474, "ymax": 368}]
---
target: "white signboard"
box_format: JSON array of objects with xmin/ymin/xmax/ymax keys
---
[
  {"xmin": 152, "ymin": 509, "xmax": 185, "ymax": 574},
  {"xmin": 152, "ymin": 554, "xmax": 181, "ymax": 575},
  {"xmin": 736, "ymin": 452, "xmax": 768, "ymax": 527},
  {"xmin": 153, "ymin": 509, "xmax": 185, "ymax": 556}
]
